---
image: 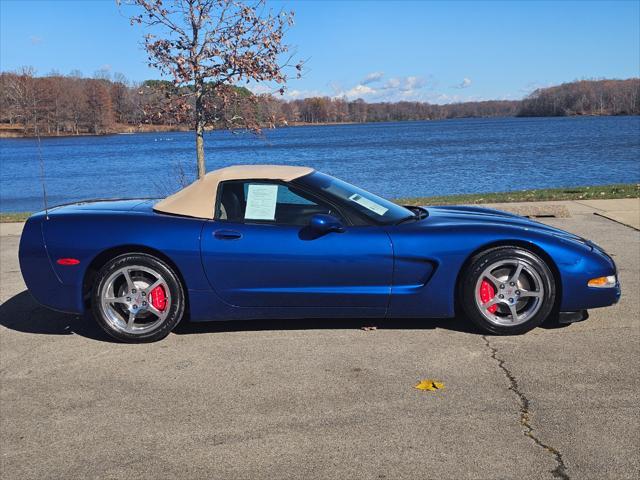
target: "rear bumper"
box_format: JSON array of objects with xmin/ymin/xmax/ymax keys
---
[{"xmin": 19, "ymin": 217, "xmax": 84, "ymax": 315}]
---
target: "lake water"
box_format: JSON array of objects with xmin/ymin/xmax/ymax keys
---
[{"xmin": 1, "ymin": 116, "xmax": 639, "ymax": 213}]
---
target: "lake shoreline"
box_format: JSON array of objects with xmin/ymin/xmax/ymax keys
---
[
  {"xmin": 2, "ymin": 114, "xmax": 638, "ymax": 139},
  {"xmin": 0, "ymin": 121, "xmax": 359, "ymax": 138},
  {"xmin": 3, "ymin": 183, "xmax": 637, "ymax": 222}
]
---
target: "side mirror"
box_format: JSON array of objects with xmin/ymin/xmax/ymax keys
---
[{"xmin": 309, "ymin": 214, "xmax": 345, "ymax": 234}]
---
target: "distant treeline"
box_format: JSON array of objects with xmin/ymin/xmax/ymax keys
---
[
  {"xmin": 0, "ymin": 69, "xmax": 638, "ymax": 136},
  {"xmin": 518, "ymin": 79, "xmax": 639, "ymax": 117}
]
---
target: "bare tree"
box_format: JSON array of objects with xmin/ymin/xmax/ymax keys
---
[
  {"xmin": 85, "ymin": 79, "xmax": 115, "ymax": 134},
  {"xmin": 1, "ymin": 67, "xmax": 39, "ymax": 134},
  {"xmin": 121, "ymin": 0, "xmax": 301, "ymax": 178},
  {"xmin": 111, "ymin": 72, "xmax": 131, "ymax": 123}
]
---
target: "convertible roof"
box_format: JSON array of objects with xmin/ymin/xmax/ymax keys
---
[{"xmin": 153, "ymin": 164, "xmax": 314, "ymax": 219}]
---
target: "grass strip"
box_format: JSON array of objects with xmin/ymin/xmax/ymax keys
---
[{"xmin": 396, "ymin": 184, "xmax": 639, "ymax": 206}]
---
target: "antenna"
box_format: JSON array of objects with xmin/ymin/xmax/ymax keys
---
[{"xmin": 34, "ymin": 121, "xmax": 49, "ymax": 219}]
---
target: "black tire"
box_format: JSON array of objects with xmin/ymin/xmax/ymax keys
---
[
  {"xmin": 91, "ymin": 253, "xmax": 185, "ymax": 343},
  {"xmin": 459, "ymin": 246, "xmax": 556, "ymax": 335}
]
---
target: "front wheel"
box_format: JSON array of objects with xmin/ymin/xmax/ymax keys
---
[
  {"xmin": 92, "ymin": 253, "xmax": 185, "ymax": 342},
  {"xmin": 460, "ymin": 247, "xmax": 556, "ymax": 335}
]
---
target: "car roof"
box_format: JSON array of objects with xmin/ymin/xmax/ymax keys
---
[{"xmin": 153, "ymin": 164, "xmax": 314, "ymax": 219}]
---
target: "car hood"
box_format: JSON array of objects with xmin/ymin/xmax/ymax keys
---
[{"xmin": 423, "ymin": 205, "xmax": 589, "ymax": 245}]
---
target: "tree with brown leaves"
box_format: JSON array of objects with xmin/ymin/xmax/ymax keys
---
[{"xmin": 121, "ymin": 0, "xmax": 301, "ymax": 178}]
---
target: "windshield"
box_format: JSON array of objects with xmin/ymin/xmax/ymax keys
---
[{"xmin": 298, "ymin": 172, "xmax": 414, "ymax": 225}]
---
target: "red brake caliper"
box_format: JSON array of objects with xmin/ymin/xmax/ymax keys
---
[
  {"xmin": 479, "ymin": 280, "xmax": 498, "ymax": 313},
  {"xmin": 150, "ymin": 285, "xmax": 167, "ymax": 312}
]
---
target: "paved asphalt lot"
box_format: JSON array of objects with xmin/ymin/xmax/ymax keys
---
[{"xmin": 1, "ymin": 204, "xmax": 638, "ymax": 479}]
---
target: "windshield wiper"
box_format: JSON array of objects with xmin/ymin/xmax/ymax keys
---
[
  {"xmin": 395, "ymin": 214, "xmax": 417, "ymax": 225},
  {"xmin": 415, "ymin": 207, "xmax": 428, "ymax": 220},
  {"xmin": 395, "ymin": 207, "xmax": 428, "ymax": 225}
]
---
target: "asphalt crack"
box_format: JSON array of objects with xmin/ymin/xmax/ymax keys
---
[{"xmin": 482, "ymin": 335, "xmax": 569, "ymax": 480}]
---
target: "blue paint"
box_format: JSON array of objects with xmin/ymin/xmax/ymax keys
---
[{"xmin": 19, "ymin": 174, "xmax": 620, "ymax": 323}]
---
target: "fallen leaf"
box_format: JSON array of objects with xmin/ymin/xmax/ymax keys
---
[{"xmin": 415, "ymin": 379, "xmax": 445, "ymax": 391}]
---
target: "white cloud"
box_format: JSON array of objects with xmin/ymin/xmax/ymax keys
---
[
  {"xmin": 345, "ymin": 84, "xmax": 376, "ymax": 97},
  {"xmin": 431, "ymin": 93, "xmax": 461, "ymax": 103},
  {"xmin": 327, "ymin": 81, "xmax": 343, "ymax": 96},
  {"xmin": 453, "ymin": 77, "xmax": 472, "ymax": 89},
  {"xmin": 381, "ymin": 77, "xmax": 401, "ymax": 90},
  {"xmin": 29, "ymin": 35, "xmax": 43, "ymax": 45},
  {"xmin": 270, "ymin": 74, "xmax": 505, "ymax": 105},
  {"xmin": 334, "ymin": 84, "xmax": 377, "ymax": 100},
  {"xmin": 264, "ymin": 74, "xmax": 430, "ymax": 102},
  {"xmin": 423, "ymin": 92, "xmax": 490, "ymax": 104},
  {"xmin": 361, "ymin": 71, "xmax": 384, "ymax": 85},
  {"xmin": 285, "ymin": 89, "xmax": 304, "ymax": 99},
  {"xmin": 284, "ymin": 89, "xmax": 328, "ymax": 99},
  {"xmin": 329, "ymin": 75, "xmax": 430, "ymax": 101},
  {"xmin": 379, "ymin": 76, "xmax": 426, "ymax": 93},
  {"xmin": 401, "ymin": 76, "xmax": 426, "ymax": 91},
  {"xmin": 249, "ymin": 84, "xmax": 274, "ymax": 95}
]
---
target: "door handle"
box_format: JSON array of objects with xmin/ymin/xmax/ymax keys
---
[{"xmin": 214, "ymin": 229, "xmax": 242, "ymax": 240}]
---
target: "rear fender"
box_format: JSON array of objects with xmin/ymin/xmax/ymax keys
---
[{"xmin": 23, "ymin": 212, "xmax": 210, "ymax": 314}]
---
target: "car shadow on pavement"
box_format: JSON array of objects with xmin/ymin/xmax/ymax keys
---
[
  {"xmin": 0, "ymin": 290, "xmax": 115, "ymax": 342},
  {"xmin": 174, "ymin": 314, "xmax": 482, "ymax": 336},
  {"xmin": 1, "ymin": 290, "xmax": 484, "ymax": 341}
]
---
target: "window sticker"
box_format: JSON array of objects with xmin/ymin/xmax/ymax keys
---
[
  {"xmin": 348, "ymin": 193, "xmax": 389, "ymax": 216},
  {"xmin": 245, "ymin": 184, "xmax": 278, "ymax": 220}
]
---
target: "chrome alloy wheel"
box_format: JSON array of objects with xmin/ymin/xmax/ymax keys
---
[
  {"xmin": 474, "ymin": 259, "xmax": 544, "ymax": 326},
  {"xmin": 99, "ymin": 265, "xmax": 171, "ymax": 334}
]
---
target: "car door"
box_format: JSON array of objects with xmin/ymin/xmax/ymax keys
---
[{"xmin": 200, "ymin": 179, "xmax": 393, "ymax": 313}]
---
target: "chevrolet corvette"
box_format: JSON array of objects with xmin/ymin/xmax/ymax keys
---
[{"xmin": 19, "ymin": 165, "xmax": 620, "ymax": 342}]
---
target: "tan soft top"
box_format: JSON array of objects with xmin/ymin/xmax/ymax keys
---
[{"xmin": 154, "ymin": 164, "xmax": 314, "ymax": 219}]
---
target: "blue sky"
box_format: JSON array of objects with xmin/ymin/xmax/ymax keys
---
[{"xmin": 1, "ymin": 0, "xmax": 638, "ymax": 103}]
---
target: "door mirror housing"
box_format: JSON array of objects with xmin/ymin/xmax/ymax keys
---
[{"xmin": 309, "ymin": 214, "xmax": 345, "ymax": 234}]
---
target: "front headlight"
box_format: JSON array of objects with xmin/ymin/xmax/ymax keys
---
[{"xmin": 588, "ymin": 275, "xmax": 617, "ymax": 288}]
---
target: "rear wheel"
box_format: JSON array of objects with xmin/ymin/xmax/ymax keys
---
[
  {"xmin": 460, "ymin": 247, "xmax": 555, "ymax": 335},
  {"xmin": 92, "ymin": 253, "xmax": 185, "ymax": 342}
]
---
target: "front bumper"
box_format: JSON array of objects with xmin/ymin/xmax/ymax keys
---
[{"xmin": 558, "ymin": 310, "xmax": 589, "ymax": 324}]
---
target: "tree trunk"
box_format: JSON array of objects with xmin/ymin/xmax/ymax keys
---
[{"xmin": 195, "ymin": 79, "xmax": 206, "ymax": 179}]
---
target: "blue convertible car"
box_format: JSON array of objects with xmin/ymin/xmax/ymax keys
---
[{"xmin": 19, "ymin": 165, "xmax": 620, "ymax": 342}]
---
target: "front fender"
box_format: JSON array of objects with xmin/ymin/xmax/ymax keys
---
[{"xmin": 385, "ymin": 221, "xmax": 618, "ymax": 318}]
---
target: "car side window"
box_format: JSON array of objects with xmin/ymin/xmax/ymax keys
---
[{"xmin": 216, "ymin": 180, "xmax": 341, "ymax": 226}]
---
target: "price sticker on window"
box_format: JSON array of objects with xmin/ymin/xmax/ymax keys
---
[
  {"xmin": 245, "ymin": 184, "xmax": 278, "ymax": 220},
  {"xmin": 348, "ymin": 193, "xmax": 389, "ymax": 216}
]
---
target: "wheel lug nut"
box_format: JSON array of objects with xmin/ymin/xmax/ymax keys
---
[
  {"xmin": 133, "ymin": 304, "xmax": 138, "ymax": 309},
  {"xmin": 509, "ymin": 298, "xmax": 514, "ymax": 303},
  {"xmin": 500, "ymin": 284, "xmax": 505, "ymax": 289},
  {"xmin": 126, "ymin": 297, "xmax": 131, "ymax": 302},
  {"xmin": 142, "ymin": 301, "xmax": 147, "ymax": 306},
  {"xmin": 131, "ymin": 289, "xmax": 137, "ymax": 294},
  {"xmin": 515, "ymin": 290, "xmax": 521, "ymax": 295},
  {"xmin": 498, "ymin": 294, "xmax": 504, "ymax": 299},
  {"xmin": 141, "ymin": 292, "xmax": 146, "ymax": 297},
  {"xmin": 509, "ymin": 282, "xmax": 515, "ymax": 287}
]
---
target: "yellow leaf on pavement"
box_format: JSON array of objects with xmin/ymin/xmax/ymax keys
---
[{"xmin": 415, "ymin": 379, "xmax": 445, "ymax": 391}]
